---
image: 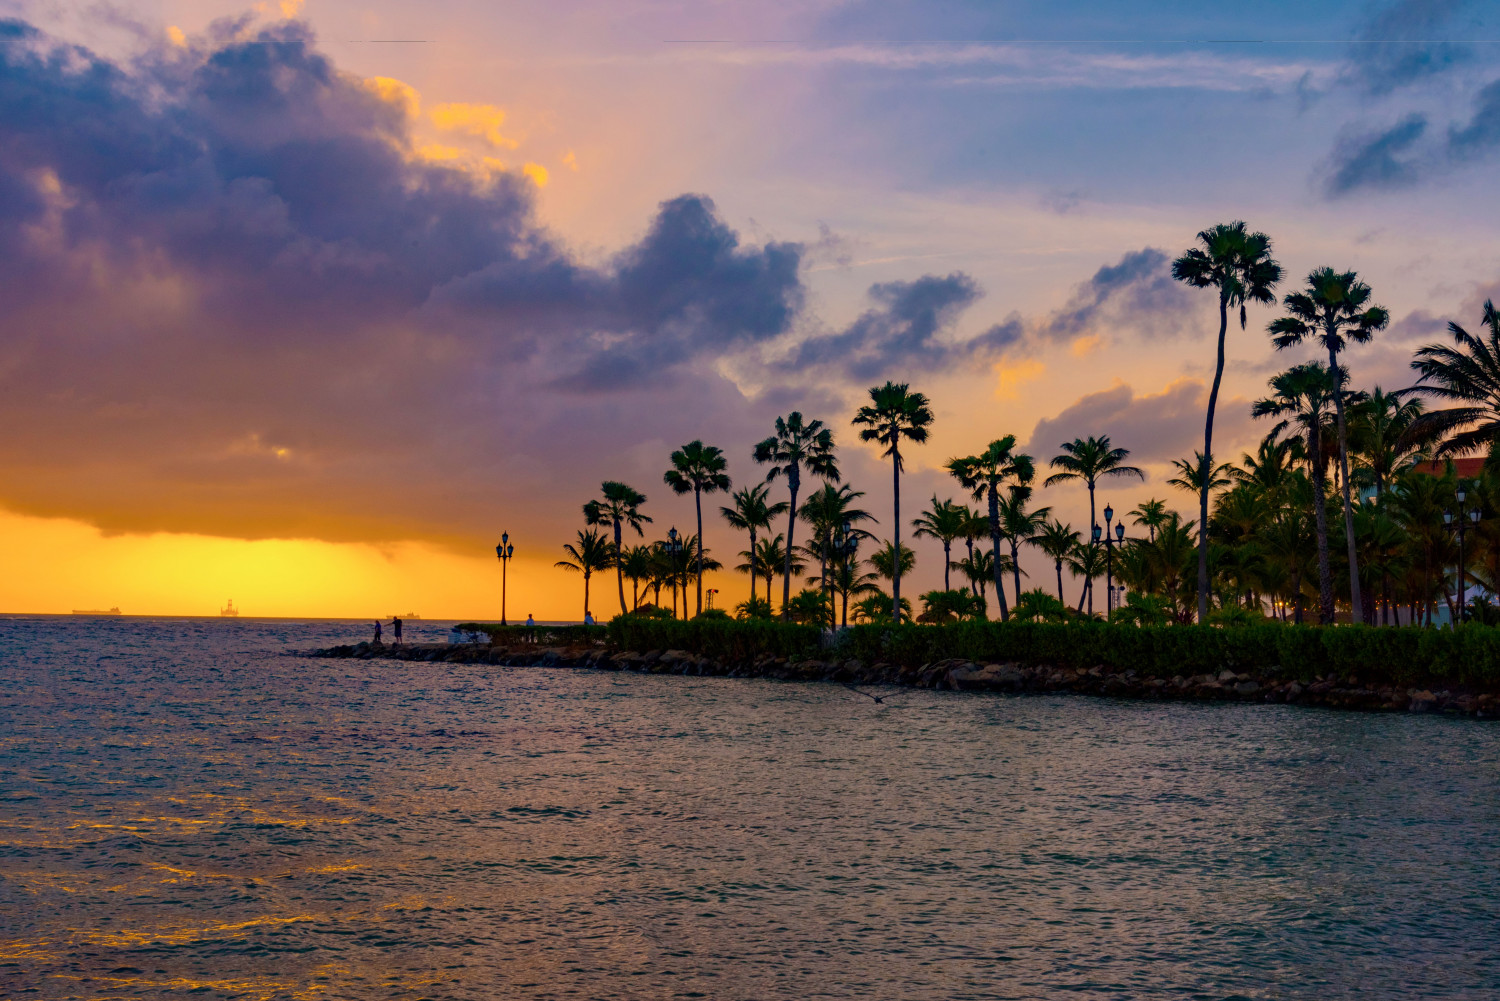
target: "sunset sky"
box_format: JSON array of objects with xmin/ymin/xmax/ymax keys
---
[{"xmin": 2, "ymin": 0, "xmax": 1498, "ymax": 619}]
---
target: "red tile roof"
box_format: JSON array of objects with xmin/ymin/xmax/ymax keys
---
[{"xmin": 1412, "ymin": 458, "xmax": 1487, "ymax": 478}]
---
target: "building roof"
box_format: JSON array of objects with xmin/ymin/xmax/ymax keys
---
[{"xmin": 1412, "ymin": 458, "xmax": 1487, "ymax": 478}]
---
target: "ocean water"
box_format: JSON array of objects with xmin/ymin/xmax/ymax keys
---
[{"xmin": 0, "ymin": 616, "xmax": 1496, "ymax": 1000}]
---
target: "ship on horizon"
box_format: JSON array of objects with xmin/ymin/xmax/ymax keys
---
[
  {"xmin": 220, "ymin": 599, "xmax": 239, "ymax": 617},
  {"xmin": 71, "ymin": 607, "xmax": 121, "ymax": 616},
  {"xmin": 390, "ymin": 612, "xmax": 421, "ymax": 620}
]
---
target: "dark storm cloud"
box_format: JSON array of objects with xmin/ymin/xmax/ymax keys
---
[
  {"xmin": 780, "ymin": 273, "xmax": 1002, "ymax": 381},
  {"xmin": 1448, "ymin": 77, "xmax": 1500, "ymax": 157},
  {"xmin": 1322, "ymin": 114, "xmax": 1428, "ymax": 196},
  {"xmin": 1344, "ymin": 0, "xmax": 1476, "ymax": 95},
  {"xmin": 1032, "ymin": 248, "xmax": 1196, "ymax": 343},
  {"xmin": 0, "ymin": 17, "xmax": 808, "ymax": 544}
]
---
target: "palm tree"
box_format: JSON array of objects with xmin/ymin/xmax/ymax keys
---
[
  {"xmin": 1129, "ymin": 499, "xmax": 1169, "ymax": 543},
  {"xmin": 799, "ymin": 482, "xmax": 876, "ymax": 615},
  {"xmin": 744, "ymin": 534, "xmax": 804, "ymax": 611},
  {"xmin": 663, "ymin": 440, "xmax": 732, "ymax": 616},
  {"xmin": 1063, "ymin": 541, "xmax": 1107, "ymax": 615},
  {"xmin": 813, "ymin": 541, "xmax": 881, "ymax": 626},
  {"xmin": 720, "ymin": 483, "xmax": 788, "ymax": 604},
  {"xmin": 947, "ymin": 436, "xmax": 1032, "ymax": 620},
  {"xmin": 1409, "ymin": 300, "xmax": 1500, "ymax": 469},
  {"xmin": 1269, "ymin": 266, "xmax": 1390, "ymax": 623},
  {"xmin": 1348, "ymin": 387, "xmax": 1426, "ymax": 497},
  {"xmin": 911, "ymin": 496, "xmax": 967, "ymax": 590},
  {"xmin": 583, "ymin": 482, "xmax": 652, "ymax": 616},
  {"xmin": 959, "ymin": 506, "xmax": 989, "ymax": 594},
  {"xmin": 998, "ymin": 486, "xmax": 1050, "ymax": 609},
  {"xmin": 555, "ymin": 528, "xmax": 613, "ymax": 621},
  {"xmin": 1253, "ymin": 362, "xmax": 1340, "ymax": 624},
  {"xmin": 1031, "ymin": 519, "xmax": 1081, "ymax": 602},
  {"xmin": 619, "ymin": 544, "xmax": 653, "ymax": 610},
  {"xmin": 1044, "ymin": 435, "xmax": 1143, "ymax": 615},
  {"xmin": 754, "ymin": 412, "xmax": 840, "ymax": 619},
  {"xmin": 1166, "ymin": 451, "xmax": 1236, "ymax": 497},
  {"xmin": 1173, "ymin": 221, "xmax": 1283, "ymax": 622},
  {"xmin": 852, "ymin": 382, "xmax": 935, "ymax": 623},
  {"xmin": 954, "ymin": 548, "xmax": 999, "ymax": 604},
  {"xmin": 869, "ymin": 540, "xmax": 916, "ymax": 583}
]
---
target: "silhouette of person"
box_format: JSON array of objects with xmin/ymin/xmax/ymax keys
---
[
  {"xmin": 392, "ymin": 616, "xmax": 403, "ymax": 645},
  {"xmin": 525, "ymin": 613, "xmax": 535, "ymax": 643},
  {"xmin": 584, "ymin": 610, "xmax": 595, "ymax": 626},
  {"xmin": 373, "ymin": 620, "xmax": 383, "ymax": 644}
]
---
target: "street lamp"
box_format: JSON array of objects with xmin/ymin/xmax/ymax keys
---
[
  {"xmin": 1444, "ymin": 483, "xmax": 1483, "ymax": 624},
  {"xmin": 495, "ymin": 532, "xmax": 515, "ymax": 626},
  {"xmin": 1102, "ymin": 504, "xmax": 1125, "ymax": 616},
  {"xmin": 830, "ymin": 519, "xmax": 858, "ymax": 628}
]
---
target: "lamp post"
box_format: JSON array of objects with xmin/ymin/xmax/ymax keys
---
[
  {"xmin": 495, "ymin": 533, "xmax": 515, "ymax": 626},
  {"xmin": 831, "ymin": 519, "xmax": 857, "ymax": 629},
  {"xmin": 1444, "ymin": 483, "xmax": 1482, "ymax": 624},
  {"xmin": 666, "ymin": 527, "xmax": 683, "ymax": 619},
  {"xmin": 1101, "ymin": 504, "xmax": 1125, "ymax": 617}
]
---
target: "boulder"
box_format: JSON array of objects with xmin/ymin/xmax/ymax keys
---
[
  {"xmin": 1408, "ymin": 689, "xmax": 1437, "ymax": 713},
  {"xmin": 1233, "ymin": 680, "xmax": 1261, "ymax": 696}
]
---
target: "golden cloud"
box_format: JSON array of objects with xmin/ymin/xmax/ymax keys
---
[{"xmin": 429, "ymin": 103, "xmax": 519, "ymax": 149}]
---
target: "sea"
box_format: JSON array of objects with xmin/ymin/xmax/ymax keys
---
[{"xmin": 0, "ymin": 615, "xmax": 1496, "ymax": 1000}]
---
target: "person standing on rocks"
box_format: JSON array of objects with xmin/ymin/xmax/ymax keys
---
[
  {"xmin": 392, "ymin": 616, "xmax": 403, "ymax": 645},
  {"xmin": 373, "ymin": 620, "xmax": 383, "ymax": 645}
]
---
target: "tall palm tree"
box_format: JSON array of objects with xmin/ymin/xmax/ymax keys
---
[
  {"xmin": 1269, "ymin": 266, "xmax": 1390, "ymax": 623},
  {"xmin": 754, "ymin": 412, "xmax": 840, "ymax": 619},
  {"xmin": 812, "ymin": 540, "xmax": 881, "ymax": 627},
  {"xmin": 1166, "ymin": 451, "xmax": 1236, "ymax": 497},
  {"xmin": 583, "ymin": 481, "xmax": 652, "ymax": 616},
  {"xmin": 1063, "ymin": 541, "xmax": 1107, "ymax": 615},
  {"xmin": 911, "ymin": 496, "xmax": 967, "ymax": 590},
  {"xmin": 1253, "ymin": 362, "xmax": 1340, "ymax": 624},
  {"xmin": 720, "ymin": 484, "xmax": 788, "ymax": 604},
  {"xmin": 947, "ymin": 436, "xmax": 1033, "ymax": 620},
  {"xmin": 998, "ymin": 486, "xmax": 1051, "ymax": 609},
  {"xmin": 852, "ymin": 382, "xmax": 935, "ymax": 624},
  {"xmin": 959, "ymin": 506, "xmax": 989, "ymax": 594},
  {"xmin": 1044, "ymin": 435, "xmax": 1143, "ymax": 615},
  {"xmin": 1031, "ymin": 519, "xmax": 1081, "ymax": 602},
  {"xmin": 663, "ymin": 440, "xmax": 732, "ymax": 616},
  {"xmin": 744, "ymin": 534, "xmax": 804, "ymax": 612},
  {"xmin": 1129, "ymin": 499, "xmax": 1169, "ymax": 543},
  {"xmin": 1409, "ymin": 300, "xmax": 1500, "ymax": 469},
  {"xmin": 1173, "ymin": 221, "xmax": 1283, "ymax": 622},
  {"xmin": 555, "ymin": 528, "xmax": 613, "ymax": 621},
  {"xmin": 619, "ymin": 544, "xmax": 653, "ymax": 611}
]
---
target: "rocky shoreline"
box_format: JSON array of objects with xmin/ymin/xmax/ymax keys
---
[{"xmin": 311, "ymin": 640, "xmax": 1497, "ymax": 717}]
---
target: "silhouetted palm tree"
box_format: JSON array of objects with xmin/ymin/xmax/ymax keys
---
[
  {"xmin": 555, "ymin": 528, "xmax": 613, "ymax": 621},
  {"xmin": 998, "ymin": 486, "xmax": 1050, "ymax": 609},
  {"xmin": 1045, "ymin": 435, "xmax": 1143, "ymax": 615},
  {"xmin": 1173, "ymin": 221, "xmax": 1283, "ymax": 622},
  {"xmin": 852, "ymin": 382, "xmax": 934, "ymax": 623},
  {"xmin": 1166, "ymin": 451, "xmax": 1235, "ymax": 497},
  {"xmin": 1349, "ymin": 387, "xmax": 1426, "ymax": 497},
  {"xmin": 664, "ymin": 440, "xmax": 732, "ymax": 616},
  {"xmin": 912, "ymin": 496, "xmax": 967, "ymax": 590},
  {"xmin": 584, "ymin": 481, "xmax": 652, "ymax": 616},
  {"xmin": 869, "ymin": 540, "xmax": 916, "ymax": 583},
  {"xmin": 1129, "ymin": 499, "xmax": 1169, "ymax": 543},
  {"xmin": 619, "ymin": 544, "xmax": 653, "ymax": 610},
  {"xmin": 947, "ymin": 436, "xmax": 1032, "ymax": 620},
  {"xmin": 1031, "ymin": 519, "xmax": 1081, "ymax": 602},
  {"xmin": 754, "ymin": 412, "xmax": 840, "ymax": 619},
  {"xmin": 1409, "ymin": 300, "xmax": 1500, "ymax": 469},
  {"xmin": 720, "ymin": 483, "xmax": 788, "ymax": 604},
  {"xmin": 799, "ymin": 482, "xmax": 876, "ymax": 617},
  {"xmin": 743, "ymin": 534, "xmax": 804, "ymax": 611},
  {"xmin": 1253, "ymin": 362, "xmax": 1340, "ymax": 624},
  {"xmin": 1269, "ymin": 266, "xmax": 1389, "ymax": 622}
]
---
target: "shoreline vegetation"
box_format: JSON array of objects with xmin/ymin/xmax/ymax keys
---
[{"xmin": 313, "ymin": 619, "xmax": 1500, "ymax": 717}]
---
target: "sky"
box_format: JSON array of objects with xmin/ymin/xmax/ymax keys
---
[{"xmin": 1, "ymin": 0, "xmax": 1499, "ymax": 619}]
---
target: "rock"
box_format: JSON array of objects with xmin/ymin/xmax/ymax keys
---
[
  {"xmin": 1286, "ymin": 681, "xmax": 1303, "ymax": 698},
  {"xmin": 1233, "ymin": 681, "xmax": 1261, "ymax": 696},
  {"xmin": 1408, "ymin": 689, "xmax": 1437, "ymax": 713},
  {"xmin": 661, "ymin": 649, "xmax": 691, "ymax": 663},
  {"xmin": 1217, "ymin": 669, "xmax": 1236, "ymax": 682}
]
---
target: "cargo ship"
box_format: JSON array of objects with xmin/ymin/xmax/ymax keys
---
[{"xmin": 71, "ymin": 607, "xmax": 122, "ymax": 615}]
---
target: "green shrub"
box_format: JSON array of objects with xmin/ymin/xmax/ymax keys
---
[
  {"xmin": 454, "ymin": 622, "xmax": 608, "ymax": 645},
  {"xmin": 607, "ymin": 616, "xmax": 823, "ymax": 662}
]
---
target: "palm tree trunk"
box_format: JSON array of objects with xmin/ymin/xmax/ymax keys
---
[
  {"xmin": 782, "ymin": 466, "xmax": 800, "ymax": 620},
  {"xmin": 891, "ymin": 438, "xmax": 902, "ymax": 624},
  {"xmin": 1010, "ymin": 539, "xmax": 1023, "ymax": 609},
  {"xmin": 1309, "ymin": 430, "xmax": 1334, "ymax": 624},
  {"xmin": 1328, "ymin": 343, "xmax": 1362, "ymax": 622},
  {"xmin": 748, "ymin": 527, "xmax": 758, "ymax": 605},
  {"xmin": 614, "ymin": 519, "xmax": 627, "ymax": 616},
  {"xmin": 584, "ymin": 572, "xmax": 591, "ymax": 621},
  {"xmin": 1198, "ymin": 293, "xmax": 1229, "ymax": 624},
  {"xmin": 694, "ymin": 486, "xmax": 704, "ymax": 616},
  {"xmin": 1056, "ymin": 560, "xmax": 1065, "ymax": 601},
  {"xmin": 943, "ymin": 541, "xmax": 951, "ymax": 590},
  {"xmin": 989, "ymin": 485, "xmax": 1009, "ymax": 620},
  {"xmin": 1086, "ymin": 483, "xmax": 1097, "ymax": 617}
]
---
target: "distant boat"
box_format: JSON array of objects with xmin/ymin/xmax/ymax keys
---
[
  {"xmin": 391, "ymin": 612, "xmax": 421, "ymax": 620},
  {"xmin": 220, "ymin": 599, "xmax": 239, "ymax": 617},
  {"xmin": 71, "ymin": 607, "xmax": 121, "ymax": 616}
]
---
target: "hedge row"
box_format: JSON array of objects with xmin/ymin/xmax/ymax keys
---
[
  {"xmin": 453, "ymin": 623, "xmax": 608, "ymax": 645},
  {"xmin": 592, "ymin": 619, "xmax": 1500, "ymax": 687}
]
